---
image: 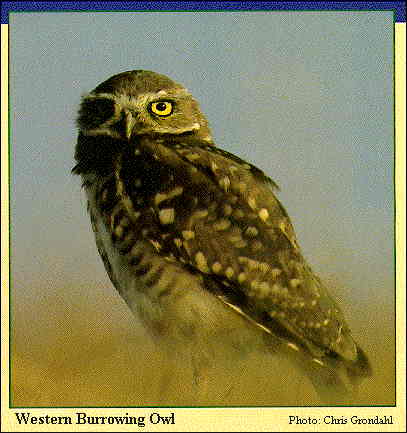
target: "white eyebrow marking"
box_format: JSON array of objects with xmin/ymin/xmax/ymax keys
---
[{"xmin": 83, "ymin": 92, "xmax": 116, "ymax": 101}]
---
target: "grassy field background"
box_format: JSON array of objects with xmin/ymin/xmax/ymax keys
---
[{"xmin": 11, "ymin": 275, "xmax": 394, "ymax": 407}]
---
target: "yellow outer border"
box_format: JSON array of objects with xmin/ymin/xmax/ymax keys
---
[{"xmin": 1, "ymin": 21, "xmax": 405, "ymax": 433}]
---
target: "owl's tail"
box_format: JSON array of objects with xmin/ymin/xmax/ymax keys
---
[
  {"xmin": 345, "ymin": 345, "xmax": 372, "ymax": 382},
  {"xmin": 295, "ymin": 343, "xmax": 372, "ymax": 405}
]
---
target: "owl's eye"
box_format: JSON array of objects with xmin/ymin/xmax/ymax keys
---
[{"xmin": 149, "ymin": 101, "xmax": 173, "ymax": 117}]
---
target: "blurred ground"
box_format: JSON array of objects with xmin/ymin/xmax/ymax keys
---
[{"xmin": 10, "ymin": 277, "xmax": 395, "ymax": 407}]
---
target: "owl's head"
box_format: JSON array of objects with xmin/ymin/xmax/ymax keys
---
[{"xmin": 76, "ymin": 70, "xmax": 212, "ymax": 142}]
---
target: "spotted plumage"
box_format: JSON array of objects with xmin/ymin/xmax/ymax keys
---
[{"xmin": 73, "ymin": 70, "xmax": 371, "ymax": 402}]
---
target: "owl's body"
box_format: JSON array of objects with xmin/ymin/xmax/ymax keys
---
[{"xmin": 74, "ymin": 71, "xmax": 371, "ymax": 403}]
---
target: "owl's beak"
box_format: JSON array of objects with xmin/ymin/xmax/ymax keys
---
[{"xmin": 125, "ymin": 110, "xmax": 137, "ymax": 140}]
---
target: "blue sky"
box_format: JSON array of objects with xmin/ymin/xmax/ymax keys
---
[{"xmin": 9, "ymin": 11, "xmax": 395, "ymax": 405}]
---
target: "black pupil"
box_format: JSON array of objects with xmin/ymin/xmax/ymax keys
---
[{"xmin": 156, "ymin": 102, "xmax": 168, "ymax": 111}]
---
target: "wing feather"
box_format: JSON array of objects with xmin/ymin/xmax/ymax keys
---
[{"xmin": 123, "ymin": 136, "xmax": 360, "ymax": 364}]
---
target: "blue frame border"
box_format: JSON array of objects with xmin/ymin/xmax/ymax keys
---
[
  {"xmin": 1, "ymin": 1, "xmax": 406, "ymax": 24},
  {"xmin": 3, "ymin": 0, "xmax": 400, "ymax": 413}
]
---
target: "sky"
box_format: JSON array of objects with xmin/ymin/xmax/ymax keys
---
[{"xmin": 8, "ymin": 11, "xmax": 395, "ymax": 406}]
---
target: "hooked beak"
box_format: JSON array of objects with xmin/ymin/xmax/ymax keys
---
[{"xmin": 124, "ymin": 110, "xmax": 137, "ymax": 140}]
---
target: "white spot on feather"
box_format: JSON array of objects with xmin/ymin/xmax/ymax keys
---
[
  {"xmin": 114, "ymin": 226, "xmax": 123, "ymax": 238},
  {"xmin": 223, "ymin": 204, "xmax": 232, "ymax": 216},
  {"xmin": 195, "ymin": 252, "xmax": 210, "ymax": 273},
  {"xmin": 155, "ymin": 186, "xmax": 183, "ymax": 206},
  {"xmin": 290, "ymin": 278, "xmax": 301, "ymax": 288},
  {"xmin": 237, "ymin": 273, "xmax": 246, "ymax": 283},
  {"xmin": 210, "ymin": 161, "xmax": 219, "ymax": 172},
  {"xmin": 233, "ymin": 209, "xmax": 245, "ymax": 219},
  {"xmin": 149, "ymin": 239, "xmax": 162, "ymax": 251},
  {"xmin": 225, "ymin": 267, "xmax": 234, "ymax": 279},
  {"xmin": 245, "ymin": 226, "xmax": 258, "ymax": 237},
  {"xmin": 219, "ymin": 176, "xmax": 231, "ymax": 192},
  {"xmin": 287, "ymin": 343, "xmax": 299, "ymax": 352},
  {"xmin": 186, "ymin": 152, "xmax": 200, "ymax": 161},
  {"xmin": 182, "ymin": 230, "xmax": 195, "ymax": 240},
  {"xmin": 194, "ymin": 209, "xmax": 208, "ymax": 219},
  {"xmin": 212, "ymin": 262, "xmax": 222, "ymax": 273},
  {"xmin": 155, "ymin": 193, "xmax": 168, "ymax": 206},
  {"xmin": 159, "ymin": 208, "xmax": 175, "ymax": 225},
  {"xmin": 213, "ymin": 218, "xmax": 231, "ymax": 231},
  {"xmin": 248, "ymin": 197, "xmax": 257, "ymax": 210},
  {"xmin": 251, "ymin": 240, "xmax": 263, "ymax": 251},
  {"xmin": 234, "ymin": 240, "xmax": 248, "ymax": 248},
  {"xmin": 259, "ymin": 208, "xmax": 269, "ymax": 221}
]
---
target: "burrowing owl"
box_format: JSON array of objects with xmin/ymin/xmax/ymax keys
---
[{"xmin": 73, "ymin": 70, "xmax": 371, "ymax": 403}]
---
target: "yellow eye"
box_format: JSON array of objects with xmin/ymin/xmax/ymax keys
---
[{"xmin": 150, "ymin": 101, "xmax": 173, "ymax": 117}]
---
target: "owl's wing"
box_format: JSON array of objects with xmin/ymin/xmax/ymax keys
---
[{"xmin": 128, "ymin": 137, "xmax": 369, "ymax": 373}]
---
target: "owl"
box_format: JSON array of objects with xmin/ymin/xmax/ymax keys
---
[{"xmin": 73, "ymin": 70, "xmax": 371, "ymax": 404}]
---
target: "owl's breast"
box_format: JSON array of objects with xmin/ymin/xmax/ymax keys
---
[{"xmin": 83, "ymin": 173, "xmax": 258, "ymax": 353}]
